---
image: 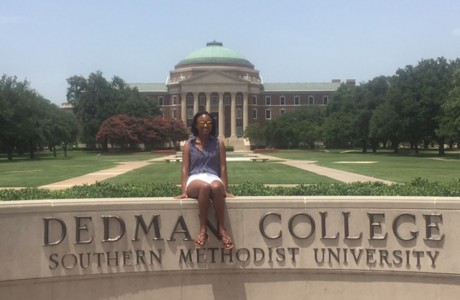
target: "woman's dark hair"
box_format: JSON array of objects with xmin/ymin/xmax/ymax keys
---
[{"xmin": 191, "ymin": 111, "xmax": 217, "ymax": 137}]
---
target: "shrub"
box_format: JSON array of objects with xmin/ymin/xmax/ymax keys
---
[{"xmin": 1, "ymin": 179, "xmax": 460, "ymax": 201}]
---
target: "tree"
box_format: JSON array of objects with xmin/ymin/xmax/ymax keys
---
[
  {"xmin": 322, "ymin": 78, "xmax": 389, "ymax": 151},
  {"xmin": 287, "ymin": 106, "xmax": 325, "ymax": 148},
  {"xmin": 323, "ymin": 84, "xmax": 360, "ymax": 148},
  {"xmin": 412, "ymin": 58, "xmax": 454, "ymax": 154},
  {"xmin": 387, "ymin": 58, "xmax": 456, "ymax": 154},
  {"xmin": 357, "ymin": 76, "xmax": 391, "ymax": 152},
  {"xmin": 0, "ymin": 75, "xmax": 24, "ymax": 159},
  {"xmin": 296, "ymin": 119, "xmax": 322, "ymax": 149},
  {"xmin": 323, "ymin": 111, "xmax": 357, "ymax": 148},
  {"xmin": 67, "ymin": 71, "xmax": 160, "ymax": 148},
  {"xmin": 168, "ymin": 119, "xmax": 189, "ymax": 150},
  {"xmin": 1, "ymin": 74, "xmax": 79, "ymax": 159},
  {"xmin": 96, "ymin": 114, "xmax": 186, "ymax": 151},
  {"xmin": 438, "ymin": 67, "xmax": 460, "ymax": 147},
  {"xmin": 96, "ymin": 114, "xmax": 141, "ymax": 150},
  {"xmin": 254, "ymin": 107, "xmax": 325, "ymax": 149},
  {"xmin": 43, "ymin": 106, "xmax": 79, "ymax": 157},
  {"xmin": 0, "ymin": 75, "xmax": 45, "ymax": 159},
  {"xmin": 369, "ymin": 101, "xmax": 403, "ymax": 152},
  {"xmin": 244, "ymin": 123, "xmax": 265, "ymax": 147}
]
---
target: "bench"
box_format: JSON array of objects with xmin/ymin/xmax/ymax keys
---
[
  {"xmin": 251, "ymin": 158, "xmax": 268, "ymax": 162},
  {"xmin": 164, "ymin": 158, "xmax": 181, "ymax": 163}
]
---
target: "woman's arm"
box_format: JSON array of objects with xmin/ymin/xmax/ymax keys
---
[
  {"xmin": 177, "ymin": 141, "xmax": 190, "ymax": 198},
  {"xmin": 219, "ymin": 139, "xmax": 234, "ymax": 197}
]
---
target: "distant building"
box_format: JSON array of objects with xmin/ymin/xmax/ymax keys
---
[{"xmin": 131, "ymin": 41, "xmax": 354, "ymax": 150}]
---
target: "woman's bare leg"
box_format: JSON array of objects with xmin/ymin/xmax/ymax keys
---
[
  {"xmin": 209, "ymin": 180, "xmax": 226, "ymax": 231},
  {"xmin": 186, "ymin": 180, "xmax": 212, "ymax": 236},
  {"xmin": 210, "ymin": 180, "xmax": 234, "ymax": 249}
]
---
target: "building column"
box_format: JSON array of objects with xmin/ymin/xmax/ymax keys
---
[
  {"xmin": 218, "ymin": 92, "xmax": 225, "ymax": 139},
  {"xmin": 180, "ymin": 93, "xmax": 187, "ymax": 126},
  {"xmin": 193, "ymin": 92, "xmax": 199, "ymax": 115},
  {"xmin": 243, "ymin": 92, "xmax": 249, "ymax": 133},
  {"xmin": 230, "ymin": 92, "xmax": 237, "ymax": 138},
  {"xmin": 206, "ymin": 92, "xmax": 211, "ymax": 113}
]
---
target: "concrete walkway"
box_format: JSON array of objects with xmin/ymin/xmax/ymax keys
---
[
  {"xmin": 38, "ymin": 156, "xmax": 171, "ymax": 190},
  {"xmin": 35, "ymin": 153, "xmax": 393, "ymax": 190},
  {"xmin": 276, "ymin": 159, "xmax": 394, "ymax": 184}
]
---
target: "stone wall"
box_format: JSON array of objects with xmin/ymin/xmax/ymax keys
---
[{"xmin": 1, "ymin": 196, "xmax": 459, "ymax": 299}]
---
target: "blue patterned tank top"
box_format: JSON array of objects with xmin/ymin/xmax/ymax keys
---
[{"xmin": 188, "ymin": 136, "xmax": 221, "ymax": 177}]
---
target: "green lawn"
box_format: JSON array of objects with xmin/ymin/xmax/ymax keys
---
[
  {"xmin": 106, "ymin": 161, "xmax": 337, "ymax": 185},
  {"xmin": 1, "ymin": 149, "xmax": 459, "ymax": 187},
  {"xmin": 0, "ymin": 151, "xmax": 164, "ymax": 187},
  {"xmin": 268, "ymin": 149, "xmax": 460, "ymax": 183}
]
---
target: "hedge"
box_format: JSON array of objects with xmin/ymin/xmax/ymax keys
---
[{"xmin": 1, "ymin": 178, "xmax": 460, "ymax": 201}]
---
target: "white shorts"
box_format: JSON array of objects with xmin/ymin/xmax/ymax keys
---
[{"xmin": 186, "ymin": 173, "xmax": 223, "ymax": 188}]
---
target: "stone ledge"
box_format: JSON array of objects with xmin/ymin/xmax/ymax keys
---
[
  {"xmin": 1, "ymin": 196, "xmax": 460, "ymax": 299},
  {"xmin": 1, "ymin": 196, "xmax": 458, "ymax": 213}
]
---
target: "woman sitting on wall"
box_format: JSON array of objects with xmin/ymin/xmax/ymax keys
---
[{"xmin": 176, "ymin": 111, "xmax": 234, "ymax": 250}]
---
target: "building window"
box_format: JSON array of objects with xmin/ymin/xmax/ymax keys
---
[
  {"xmin": 224, "ymin": 94, "xmax": 230, "ymax": 106},
  {"xmin": 237, "ymin": 94, "xmax": 243, "ymax": 105},
  {"xmin": 280, "ymin": 96, "xmax": 285, "ymax": 106},
  {"xmin": 252, "ymin": 95, "xmax": 257, "ymax": 105},
  {"xmin": 252, "ymin": 108, "xmax": 257, "ymax": 119},
  {"xmin": 280, "ymin": 107, "xmax": 286, "ymax": 114},
  {"xmin": 308, "ymin": 96, "xmax": 314, "ymax": 105},
  {"xmin": 158, "ymin": 96, "xmax": 164, "ymax": 106},
  {"xmin": 323, "ymin": 96, "xmax": 329, "ymax": 105},
  {"xmin": 160, "ymin": 107, "xmax": 164, "ymax": 117},
  {"xmin": 237, "ymin": 107, "xmax": 242, "ymax": 119},
  {"xmin": 187, "ymin": 94, "xmax": 194, "ymax": 106},
  {"xmin": 211, "ymin": 95, "xmax": 218, "ymax": 107},
  {"xmin": 199, "ymin": 94, "xmax": 206, "ymax": 106},
  {"xmin": 187, "ymin": 108, "xmax": 193, "ymax": 119},
  {"xmin": 237, "ymin": 126, "xmax": 243, "ymax": 137},
  {"xmin": 294, "ymin": 95, "xmax": 300, "ymax": 105},
  {"xmin": 265, "ymin": 108, "xmax": 271, "ymax": 120},
  {"xmin": 172, "ymin": 109, "xmax": 177, "ymax": 119},
  {"xmin": 172, "ymin": 96, "xmax": 177, "ymax": 105},
  {"xmin": 265, "ymin": 96, "xmax": 271, "ymax": 106}
]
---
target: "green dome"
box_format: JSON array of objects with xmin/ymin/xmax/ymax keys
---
[{"xmin": 176, "ymin": 41, "xmax": 254, "ymax": 68}]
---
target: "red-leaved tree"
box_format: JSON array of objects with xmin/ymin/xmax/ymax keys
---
[
  {"xmin": 96, "ymin": 114, "xmax": 141, "ymax": 150},
  {"xmin": 96, "ymin": 114, "xmax": 189, "ymax": 151},
  {"xmin": 169, "ymin": 119, "xmax": 189, "ymax": 149}
]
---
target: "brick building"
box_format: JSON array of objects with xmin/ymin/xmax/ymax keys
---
[{"xmin": 130, "ymin": 41, "xmax": 354, "ymax": 150}]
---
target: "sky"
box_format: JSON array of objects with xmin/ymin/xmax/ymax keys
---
[{"xmin": 1, "ymin": 0, "xmax": 460, "ymax": 105}]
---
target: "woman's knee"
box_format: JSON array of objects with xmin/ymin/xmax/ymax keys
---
[
  {"xmin": 210, "ymin": 181, "xmax": 225, "ymax": 195},
  {"xmin": 187, "ymin": 181, "xmax": 211, "ymax": 197},
  {"xmin": 202, "ymin": 183, "xmax": 212, "ymax": 193}
]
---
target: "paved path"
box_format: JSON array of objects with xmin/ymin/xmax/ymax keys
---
[
  {"xmin": 276, "ymin": 159, "xmax": 394, "ymax": 184},
  {"xmin": 34, "ymin": 153, "xmax": 393, "ymax": 190},
  {"xmin": 38, "ymin": 156, "xmax": 171, "ymax": 190}
]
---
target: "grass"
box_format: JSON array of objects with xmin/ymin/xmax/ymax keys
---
[
  {"xmin": 227, "ymin": 162, "xmax": 337, "ymax": 184},
  {"xmin": 106, "ymin": 161, "xmax": 337, "ymax": 185},
  {"xmin": 1, "ymin": 149, "xmax": 459, "ymax": 188},
  {"xmin": 267, "ymin": 149, "xmax": 460, "ymax": 183},
  {"xmin": 0, "ymin": 150, "xmax": 164, "ymax": 187}
]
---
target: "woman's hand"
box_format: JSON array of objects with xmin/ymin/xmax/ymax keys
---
[
  {"xmin": 225, "ymin": 191, "xmax": 235, "ymax": 198},
  {"xmin": 175, "ymin": 192, "xmax": 188, "ymax": 199}
]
